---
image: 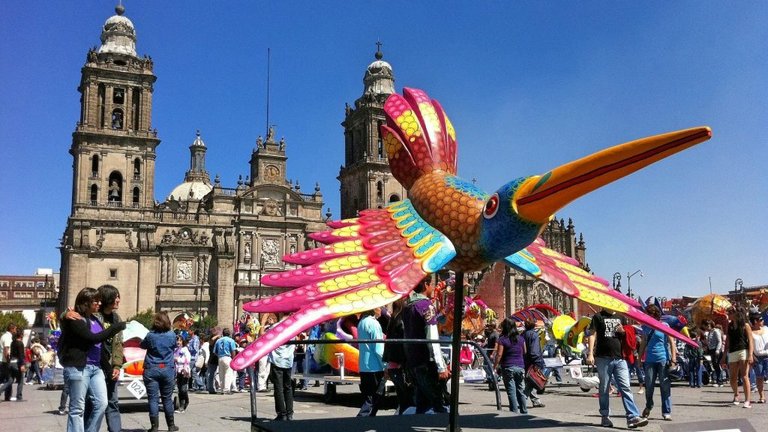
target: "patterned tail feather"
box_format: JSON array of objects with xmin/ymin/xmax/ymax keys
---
[{"xmin": 382, "ymin": 88, "xmax": 458, "ymax": 188}]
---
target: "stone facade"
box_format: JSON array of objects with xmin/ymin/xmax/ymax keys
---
[{"xmin": 58, "ymin": 7, "xmax": 327, "ymax": 328}]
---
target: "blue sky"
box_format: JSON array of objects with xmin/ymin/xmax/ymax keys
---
[{"xmin": 1, "ymin": 1, "xmax": 766, "ymax": 299}]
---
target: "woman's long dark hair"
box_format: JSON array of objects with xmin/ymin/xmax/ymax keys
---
[
  {"xmin": 74, "ymin": 287, "xmax": 100, "ymax": 316},
  {"xmin": 729, "ymin": 305, "xmax": 748, "ymax": 329},
  {"xmin": 500, "ymin": 317, "xmax": 520, "ymax": 341}
]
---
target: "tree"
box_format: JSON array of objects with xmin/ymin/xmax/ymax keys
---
[
  {"xmin": 0, "ymin": 311, "xmax": 30, "ymax": 331},
  {"xmin": 128, "ymin": 308, "xmax": 154, "ymax": 330},
  {"xmin": 195, "ymin": 314, "xmax": 218, "ymax": 336}
]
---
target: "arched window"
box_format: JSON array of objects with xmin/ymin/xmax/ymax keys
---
[
  {"xmin": 111, "ymin": 108, "xmax": 124, "ymax": 130},
  {"xmin": 91, "ymin": 154, "xmax": 99, "ymax": 177},
  {"xmin": 389, "ymin": 194, "xmax": 401, "ymax": 203},
  {"xmin": 113, "ymin": 88, "xmax": 125, "ymax": 104},
  {"xmin": 107, "ymin": 171, "xmax": 123, "ymax": 205},
  {"xmin": 377, "ymin": 120, "xmax": 384, "ymax": 158},
  {"xmin": 133, "ymin": 158, "xmax": 141, "ymax": 178},
  {"xmin": 90, "ymin": 184, "xmax": 98, "ymax": 205},
  {"xmin": 98, "ymin": 84, "xmax": 106, "ymax": 128},
  {"xmin": 132, "ymin": 187, "xmax": 140, "ymax": 207}
]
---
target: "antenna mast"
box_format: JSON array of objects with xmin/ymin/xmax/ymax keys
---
[{"xmin": 265, "ymin": 48, "xmax": 271, "ymax": 135}]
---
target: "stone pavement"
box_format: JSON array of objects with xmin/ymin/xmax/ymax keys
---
[{"xmin": 2, "ymin": 380, "xmax": 764, "ymax": 432}]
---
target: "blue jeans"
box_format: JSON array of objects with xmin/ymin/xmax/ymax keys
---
[
  {"xmin": 596, "ymin": 357, "xmax": 641, "ymax": 420},
  {"xmin": 105, "ymin": 377, "xmax": 121, "ymax": 432},
  {"xmin": 143, "ymin": 366, "xmax": 175, "ymax": 418},
  {"xmin": 501, "ymin": 366, "xmax": 528, "ymax": 413},
  {"xmin": 84, "ymin": 374, "xmax": 121, "ymax": 432},
  {"xmin": 64, "ymin": 365, "xmax": 107, "ymax": 432},
  {"xmin": 629, "ymin": 358, "xmax": 645, "ymax": 386},
  {"xmin": 206, "ymin": 363, "xmax": 218, "ymax": 393},
  {"xmin": 644, "ymin": 362, "xmax": 671, "ymax": 415},
  {"xmin": 190, "ymin": 363, "xmax": 204, "ymax": 390}
]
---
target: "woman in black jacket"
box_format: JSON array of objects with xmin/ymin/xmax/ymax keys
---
[
  {"xmin": 59, "ymin": 287, "xmax": 126, "ymax": 432},
  {"xmin": 383, "ymin": 298, "xmax": 412, "ymax": 414}
]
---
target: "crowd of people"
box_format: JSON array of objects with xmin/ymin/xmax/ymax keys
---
[{"xmin": 3, "ymin": 279, "xmax": 768, "ymax": 431}]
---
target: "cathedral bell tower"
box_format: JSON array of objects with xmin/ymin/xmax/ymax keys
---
[
  {"xmin": 338, "ymin": 45, "xmax": 407, "ymax": 218},
  {"xmin": 59, "ymin": 4, "xmax": 160, "ymax": 315},
  {"xmin": 69, "ymin": 4, "xmax": 159, "ymax": 212}
]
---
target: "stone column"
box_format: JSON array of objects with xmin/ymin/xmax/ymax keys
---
[
  {"xmin": 215, "ymin": 258, "xmax": 236, "ymax": 328},
  {"xmin": 136, "ymin": 254, "xmax": 159, "ymax": 315}
]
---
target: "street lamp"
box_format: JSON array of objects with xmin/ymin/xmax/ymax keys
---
[
  {"xmin": 612, "ymin": 272, "xmax": 622, "ymax": 292},
  {"xmin": 734, "ymin": 278, "xmax": 744, "ymax": 304},
  {"xmin": 627, "ymin": 269, "xmax": 643, "ymax": 299}
]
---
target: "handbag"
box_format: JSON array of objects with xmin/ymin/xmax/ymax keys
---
[{"xmin": 526, "ymin": 365, "xmax": 547, "ymax": 391}]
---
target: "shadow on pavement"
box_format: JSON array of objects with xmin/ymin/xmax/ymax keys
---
[{"xmin": 222, "ymin": 412, "xmax": 594, "ymax": 432}]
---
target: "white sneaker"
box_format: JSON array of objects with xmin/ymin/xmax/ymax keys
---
[
  {"xmin": 9, "ymin": 397, "xmax": 16, "ymax": 401},
  {"xmin": 662, "ymin": 414, "xmax": 672, "ymax": 420}
]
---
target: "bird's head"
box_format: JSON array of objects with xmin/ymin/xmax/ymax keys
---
[{"xmin": 480, "ymin": 127, "xmax": 711, "ymax": 262}]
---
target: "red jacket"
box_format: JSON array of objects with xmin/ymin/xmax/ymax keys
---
[{"xmin": 621, "ymin": 324, "xmax": 637, "ymax": 364}]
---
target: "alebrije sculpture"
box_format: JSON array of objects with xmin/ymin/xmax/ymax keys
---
[{"xmin": 231, "ymin": 87, "xmax": 708, "ymax": 370}]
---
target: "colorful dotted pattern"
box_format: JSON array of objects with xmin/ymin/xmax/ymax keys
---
[
  {"xmin": 444, "ymin": 176, "xmax": 489, "ymax": 200},
  {"xmin": 408, "ymin": 172, "xmax": 491, "ymax": 270},
  {"xmin": 381, "ymin": 88, "xmax": 458, "ymax": 190}
]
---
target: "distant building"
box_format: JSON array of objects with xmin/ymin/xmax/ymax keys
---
[
  {"xmin": 58, "ymin": 6, "xmax": 327, "ymax": 327},
  {"xmin": 0, "ymin": 270, "xmax": 59, "ymax": 326}
]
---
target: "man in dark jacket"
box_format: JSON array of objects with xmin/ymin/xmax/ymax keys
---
[
  {"xmin": 402, "ymin": 279, "xmax": 449, "ymax": 414},
  {"xmin": 92, "ymin": 285, "xmax": 125, "ymax": 432}
]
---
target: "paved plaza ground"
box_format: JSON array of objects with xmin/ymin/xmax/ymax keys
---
[{"xmin": 2, "ymin": 379, "xmax": 764, "ymax": 432}]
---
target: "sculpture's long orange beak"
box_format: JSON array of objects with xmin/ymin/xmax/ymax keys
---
[{"xmin": 514, "ymin": 127, "xmax": 712, "ymax": 224}]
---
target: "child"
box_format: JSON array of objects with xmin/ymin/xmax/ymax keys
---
[{"xmin": 685, "ymin": 329, "xmax": 704, "ymax": 388}]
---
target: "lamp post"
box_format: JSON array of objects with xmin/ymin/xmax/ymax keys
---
[
  {"xmin": 734, "ymin": 278, "xmax": 744, "ymax": 305},
  {"xmin": 626, "ymin": 269, "xmax": 643, "ymax": 299},
  {"xmin": 612, "ymin": 272, "xmax": 622, "ymax": 292}
]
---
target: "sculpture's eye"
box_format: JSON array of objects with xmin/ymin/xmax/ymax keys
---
[{"xmin": 483, "ymin": 194, "xmax": 500, "ymax": 219}]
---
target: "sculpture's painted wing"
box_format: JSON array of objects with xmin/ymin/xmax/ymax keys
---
[
  {"xmin": 504, "ymin": 238, "xmax": 698, "ymax": 347},
  {"xmin": 230, "ymin": 200, "xmax": 456, "ymax": 371}
]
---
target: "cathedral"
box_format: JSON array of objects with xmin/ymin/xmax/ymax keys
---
[
  {"xmin": 58, "ymin": 6, "xmax": 328, "ymax": 327},
  {"xmin": 58, "ymin": 6, "xmax": 590, "ymax": 328}
]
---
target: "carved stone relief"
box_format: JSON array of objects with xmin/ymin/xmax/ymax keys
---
[
  {"xmin": 261, "ymin": 238, "xmax": 280, "ymax": 266},
  {"xmin": 177, "ymin": 260, "xmax": 193, "ymax": 281}
]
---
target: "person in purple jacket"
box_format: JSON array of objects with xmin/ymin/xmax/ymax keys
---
[
  {"xmin": 402, "ymin": 279, "xmax": 449, "ymax": 414},
  {"xmin": 494, "ymin": 317, "xmax": 528, "ymax": 413}
]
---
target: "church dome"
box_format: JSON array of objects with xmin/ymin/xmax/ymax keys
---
[
  {"xmin": 167, "ymin": 181, "xmax": 213, "ymax": 202},
  {"xmin": 363, "ymin": 47, "xmax": 395, "ymax": 96},
  {"xmin": 98, "ymin": 5, "xmax": 137, "ymax": 57}
]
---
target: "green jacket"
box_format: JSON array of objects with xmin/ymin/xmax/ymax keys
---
[{"xmin": 94, "ymin": 311, "xmax": 125, "ymax": 371}]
